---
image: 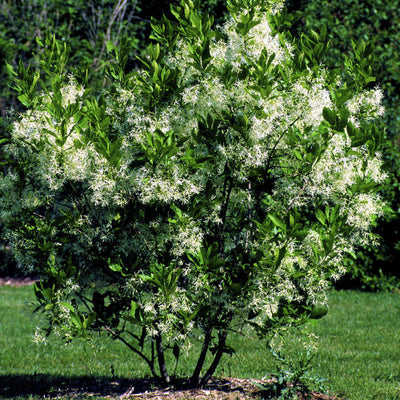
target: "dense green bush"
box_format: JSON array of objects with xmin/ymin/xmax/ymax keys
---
[
  {"xmin": 2, "ymin": 0, "xmax": 398, "ymax": 289},
  {"xmin": 0, "ymin": 115, "xmax": 18, "ymax": 276},
  {"xmin": 290, "ymin": 0, "xmax": 400, "ymax": 290},
  {"xmin": 0, "ymin": 0, "xmax": 144, "ymax": 274}
]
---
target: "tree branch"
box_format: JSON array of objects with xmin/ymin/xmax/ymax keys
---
[
  {"xmin": 200, "ymin": 328, "xmax": 229, "ymax": 388},
  {"xmin": 104, "ymin": 325, "xmax": 157, "ymax": 378}
]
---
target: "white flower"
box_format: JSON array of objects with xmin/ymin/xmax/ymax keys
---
[
  {"xmin": 347, "ymin": 193, "xmax": 383, "ymax": 230},
  {"xmin": 246, "ymin": 15, "xmax": 291, "ymax": 64},
  {"xmin": 59, "ymin": 77, "xmax": 84, "ymax": 106},
  {"xmin": 346, "ymin": 86, "xmax": 385, "ymax": 124}
]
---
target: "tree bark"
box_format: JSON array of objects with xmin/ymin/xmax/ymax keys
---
[
  {"xmin": 199, "ymin": 328, "xmax": 228, "ymax": 388},
  {"xmin": 155, "ymin": 332, "xmax": 170, "ymax": 384},
  {"xmin": 191, "ymin": 327, "xmax": 213, "ymax": 386},
  {"xmin": 104, "ymin": 325, "xmax": 157, "ymax": 378}
]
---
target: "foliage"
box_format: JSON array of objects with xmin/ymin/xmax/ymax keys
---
[
  {"xmin": 0, "ymin": 0, "xmax": 144, "ymax": 275},
  {"xmin": 0, "ymin": 0, "xmax": 227, "ymax": 116},
  {"xmin": 0, "ymin": 0, "xmax": 227, "ymax": 275},
  {"xmin": 288, "ymin": 0, "xmax": 400, "ymax": 289},
  {"xmin": 0, "ymin": 115, "xmax": 19, "ymax": 276},
  {"xmin": 0, "ymin": 0, "xmax": 138, "ymax": 111},
  {"xmin": 0, "ymin": 0, "xmax": 388, "ymax": 387}
]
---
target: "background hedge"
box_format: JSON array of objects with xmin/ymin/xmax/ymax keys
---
[{"xmin": 0, "ymin": 0, "xmax": 226, "ymax": 116}]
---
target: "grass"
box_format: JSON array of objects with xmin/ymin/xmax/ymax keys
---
[
  {"xmin": 1, "ymin": 285, "xmax": 400, "ymax": 399},
  {"xmin": 312, "ymin": 290, "xmax": 400, "ymax": 400}
]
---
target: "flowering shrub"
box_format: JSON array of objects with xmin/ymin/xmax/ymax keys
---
[
  {"xmin": 289, "ymin": 0, "xmax": 400, "ymax": 290},
  {"xmin": 0, "ymin": 0, "xmax": 387, "ymax": 386}
]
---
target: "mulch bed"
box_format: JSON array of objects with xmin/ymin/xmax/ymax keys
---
[
  {"xmin": 0, "ymin": 276, "xmax": 38, "ymax": 287},
  {"xmin": 0, "ymin": 376, "xmax": 342, "ymax": 399}
]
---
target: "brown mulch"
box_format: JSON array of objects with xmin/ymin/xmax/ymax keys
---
[
  {"xmin": 106, "ymin": 377, "xmax": 342, "ymax": 400},
  {"xmin": 0, "ymin": 376, "xmax": 343, "ymax": 399},
  {"xmin": 0, "ymin": 276, "xmax": 38, "ymax": 287}
]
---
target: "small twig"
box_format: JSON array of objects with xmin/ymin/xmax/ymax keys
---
[
  {"xmin": 270, "ymin": 117, "xmax": 300, "ymax": 159},
  {"xmin": 97, "ymin": 0, "xmax": 129, "ymax": 66}
]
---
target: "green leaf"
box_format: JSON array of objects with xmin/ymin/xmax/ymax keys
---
[
  {"xmin": 322, "ymin": 107, "xmax": 337, "ymax": 125},
  {"xmin": 268, "ymin": 214, "xmax": 286, "ymax": 231},
  {"xmin": 109, "ymin": 262, "xmax": 123, "ymax": 273},
  {"xmin": 315, "ymin": 209, "xmax": 327, "ymax": 226},
  {"xmin": 293, "ymin": 149, "xmax": 303, "ymax": 161},
  {"xmin": 289, "ymin": 213, "xmax": 295, "ymax": 228},
  {"xmin": 70, "ymin": 312, "xmax": 82, "ymax": 328},
  {"xmin": 61, "ymin": 302, "xmax": 75, "ymax": 312},
  {"xmin": 346, "ymin": 121, "xmax": 357, "ymax": 137},
  {"xmin": 309, "ymin": 305, "xmax": 328, "ymax": 319}
]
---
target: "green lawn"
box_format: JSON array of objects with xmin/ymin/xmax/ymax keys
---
[
  {"xmin": 312, "ymin": 290, "xmax": 400, "ymax": 400},
  {"xmin": 1, "ymin": 285, "xmax": 400, "ymax": 399}
]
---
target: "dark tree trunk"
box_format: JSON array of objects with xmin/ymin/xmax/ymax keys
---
[
  {"xmin": 191, "ymin": 327, "xmax": 213, "ymax": 386},
  {"xmin": 199, "ymin": 328, "xmax": 228, "ymax": 388},
  {"xmin": 155, "ymin": 332, "xmax": 170, "ymax": 384}
]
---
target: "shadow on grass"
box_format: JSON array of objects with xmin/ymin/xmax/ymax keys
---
[{"xmin": 0, "ymin": 374, "xmax": 142, "ymax": 398}]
